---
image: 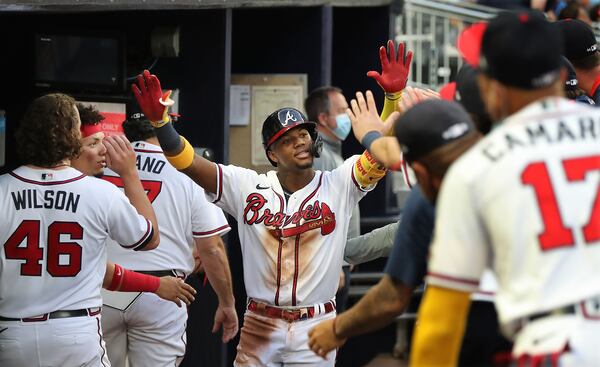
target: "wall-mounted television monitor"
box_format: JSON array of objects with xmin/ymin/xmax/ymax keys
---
[{"xmin": 34, "ymin": 32, "xmax": 125, "ymax": 93}]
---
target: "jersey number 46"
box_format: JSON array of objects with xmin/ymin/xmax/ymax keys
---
[
  {"xmin": 522, "ymin": 154, "xmax": 599, "ymax": 251},
  {"xmin": 3, "ymin": 220, "xmax": 82, "ymax": 277}
]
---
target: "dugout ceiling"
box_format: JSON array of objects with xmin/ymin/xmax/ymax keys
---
[{"xmin": 0, "ymin": 0, "xmax": 395, "ymax": 11}]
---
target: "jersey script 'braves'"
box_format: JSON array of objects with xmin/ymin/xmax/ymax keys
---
[
  {"xmin": 428, "ymin": 98, "xmax": 600, "ymax": 360},
  {"xmin": 210, "ymin": 157, "xmax": 369, "ymax": 308}
]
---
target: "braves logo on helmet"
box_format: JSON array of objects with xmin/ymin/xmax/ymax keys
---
[{"xmin": 279, "ymin": 109, "xmax": 302, "ymax": 127}]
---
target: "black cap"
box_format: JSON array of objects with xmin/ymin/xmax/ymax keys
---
[
  {"xmin": 394, "ymin": 100, "xmax": 476, "ymax": 162},
  {"xmin": 561, "ymin": 56, "xmax": 579, "ymax": 91},
  {"xmin": 480, "ymin": 11, "xmax": 563, "ymax": 89},
  {"xmin": 556, "ymin": 19, "xmax": 598, "ymax": 61},
  {"xmin": 455, "ymin": 64, "xmax": 485, "ymax": 118}
]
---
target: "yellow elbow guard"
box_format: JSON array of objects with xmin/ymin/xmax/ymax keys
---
[
  {"xmin": 166, "ymin": 137, "xmax": 195, "ymax": 170},
  {"xmin": 354, "ymin": 150, "xmax": 387, "ymax": 188}
]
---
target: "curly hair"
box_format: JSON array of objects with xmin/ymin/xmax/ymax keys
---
[
  {"xmin": 76, "ymin": 103, "xmax": 105, "ymax": 126},
  {"xmin": 15, "ymin": 93, "xmax": 81, "ymax": 167}
]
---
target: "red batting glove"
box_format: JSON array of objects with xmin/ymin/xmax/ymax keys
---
[
  {"xmin": 367, "ymin": 40, "xmax": 413, "ymax": 94},
  {"xmin": 131, "ymin": 70, "xmax": 174, "ymax": 127}
]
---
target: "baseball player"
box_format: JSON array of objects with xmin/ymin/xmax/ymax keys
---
[
  {"xmin": 130, "ymin": 70, "xmax": 393, "ymax": 366},
  {"xmin": 100, "ymin": 114, "xmax": 236, "ymax": 367},
  {"xmin": 0, "ymin": 93, "xmax": 159, "ymax": 367},
  {"xmin": 307, "ymin": 93, "xmax": 474, "ymax": 352},
  {"xmin": 411, "ymin": 12, "xmax": 600, "ymax": 365},
  {"xmin": 72, "ymin": 104, "xmax": 199, "ymax": 309}
]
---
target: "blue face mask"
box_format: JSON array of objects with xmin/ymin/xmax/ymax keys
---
[{"xmin": 332, "ymin": 113, "xmax": 351, "ymax": 140}]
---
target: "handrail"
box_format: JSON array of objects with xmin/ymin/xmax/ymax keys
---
[
  {"xmin": 405, "ymin": 0, "xmax": 499, "ymax": 21},
  {"xmin": 396, "ymin": 0, "xmax": 499, "ymax": 89}
]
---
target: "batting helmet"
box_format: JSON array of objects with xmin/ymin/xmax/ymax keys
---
[{"xmin": 262, "ymin": 107, "xmax": 322, "ymax": 166}]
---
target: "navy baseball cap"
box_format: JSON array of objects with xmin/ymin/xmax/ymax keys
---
[
  {"xmin": 394, "ymin": 100, "xmax": 476, "ymax": 162},
  {"xmin": 556, "ymin": 19, "xmax": 598, "ymax": 61},
  {"xmin": 562, "ymin": 56, "xmax": 579, "ymax": 91},
  {"xmin": 480, "ymin": 11, "xmax": 563, "ymax": 90},
  {"xmin": 455, "ymin": 64, "xmax": 485, "ymax": 119}
]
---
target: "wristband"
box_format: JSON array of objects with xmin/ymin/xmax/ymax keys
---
[
  {"xmin": 385, "ymin": 92, "xmax": 402, "ymax": 101},
  {"xmin": 166, "ymin": 137, "xmax": 195, "ymax": 170},
  {"xmin": 155, "ymin": 121, "xmax": 183, "ymax": 153},
  {"xmin": 360, "ymin": 131, "xmax": 382, "ymax": 152},
  {"xmin": 107, "ymin": 263, "xmax": 124, "ymax": 291},
  {"xmin": 107, "ymin": 264, "xmax": 160, "ymax": 293},
  {"xmin": 120, "ymin": 269, "xmax": 161, "ymax": 293}
]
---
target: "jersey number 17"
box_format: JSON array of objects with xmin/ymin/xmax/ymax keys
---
[{"xmin": 522, "ymin": 154, "xmax": 600, "ymax": 251}]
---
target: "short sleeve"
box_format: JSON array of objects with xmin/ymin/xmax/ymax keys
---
[
  {"xmin": 426, "ymin": 163, "xmax": 489, "ymax": 293},
  {"xmin": 384, "ymin": 187, "xmax": 435, "ymax": 287},
  {"xmin": 204, "ymin": 163, "xmax": 260, "ymax": 217},
  {"xmin": 106, "ymin": 187, "xmax": 154, "ymax": 251},
  {"xmin": 190, "ymin": 184, "xmax": 231, "ymax": 238}
]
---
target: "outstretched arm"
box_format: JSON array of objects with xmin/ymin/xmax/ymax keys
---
[
  {"xmin": 344, "ymin": 221, "xmax": 399, "ymax": 265},
  {"xmin": 194, "ymin": 236, "xmax": 238, "ymax": 342},
  {"xmin": 348, "ymin": 91, "xmax": 402, "ymax": 168},
  {"xmin": 349, "ymin": 89, "xmax": 440, "ymax": 169},
  {"xmin": 308, "ymin": 275, "xmax": 412, "ymax": 359},
  {"xmin": 131, "ymin": 70, "xmax": 218, "ymax": 194}
]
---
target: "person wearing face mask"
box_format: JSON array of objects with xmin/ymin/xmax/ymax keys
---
[{"xmin": 305, "ymin": 86, "xmax": 357, "ymax": 314}]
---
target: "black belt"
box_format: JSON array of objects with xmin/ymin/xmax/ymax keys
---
[
  {"xmin": 0, "ymin": 307, "xmax": 101, "ymax": 322},
  {"xmin": 136, "ymin": 270, "xmax": 176, "ymax": 277},
  {"xmin": 527, "ymin": 304, "xmax": 577, "ymax": 323}
]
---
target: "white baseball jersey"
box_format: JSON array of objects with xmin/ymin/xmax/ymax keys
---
[
  {"xmin": 102, "ymin": 141, "xmax": 230, "ymax": 274},
  {"xmin": 0, "ymin": 166, "xmax": 153, "ymax": 318},
  {"xmin": 207, "ymin": 156, "xmax": 372, "ymax": 307},
  {"xmin": 427, "ymin": 97, "xmax": 600, "ymax": 326}
]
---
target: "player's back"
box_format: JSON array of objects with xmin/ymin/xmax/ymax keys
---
[
  {"xmin": 103, "ymin": 141, "xmax": 212, "ymax": 274},
  {"xmin": 0, "ymin": 166, "xmax": 149, "ymax": 318},
  {"xmin": 454, "ymin": 97, "xmax": 600, "ymax": 323}
]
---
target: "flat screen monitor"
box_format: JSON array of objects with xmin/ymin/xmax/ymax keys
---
[{"xmin": 34, "ymin": 33, "xmax": 125, "ymax": 92}]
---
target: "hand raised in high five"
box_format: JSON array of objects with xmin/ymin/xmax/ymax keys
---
[
  {"xmin": 131, "ymin": 70, "xmax": 174, "ymax": 127},
  {"xmin": 367, "ymin": 40, "xmax": 413, "ymax": 94},
  {"xmin": 398, "ymin": 86, "xmax": 441, "ymax": 113},
  {"xmin": 347, "ymin": 90, "xmax": 399, "ymax": 143},
  {"xmin": 348, "ymin": 91, "xmax": 402, "ymax": 168}
]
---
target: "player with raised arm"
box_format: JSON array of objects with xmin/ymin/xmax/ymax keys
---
[
  {"xmin": 0, "ymin": 93, "xmax": 159, "ymax": 367},
  {"xmin": 130, "ymin": 69, "xmax": 397, "ymax": 365}
]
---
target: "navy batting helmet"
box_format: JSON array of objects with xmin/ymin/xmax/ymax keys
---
[{"xmin": 262, "ymin": 107, "xmax": 322, "ymax": 166}]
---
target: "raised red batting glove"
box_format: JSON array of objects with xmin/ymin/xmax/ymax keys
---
[
  {"xmin": 367, "ymin": 40, "xmax": 413, "ymax": 94},
  {"xmin": 131, "ymin": 70, "xmax": 174, "ymax": 127}
]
